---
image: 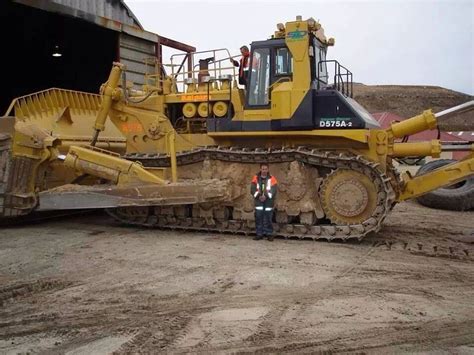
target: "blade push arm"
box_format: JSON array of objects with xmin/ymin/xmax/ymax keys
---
[
  {"xmin": 398, "ymin": 152, "xmax": 474, "ymax": 201},
  {"xmin": 385, "ymin": 100, "xmax": 474, "ymax": 201},
  {"xmin": 63, "ymin": 145, "xmax": 166, "ymax": 185}
]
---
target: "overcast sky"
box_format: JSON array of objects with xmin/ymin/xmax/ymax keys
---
[{"xmin": 125, "ymin": 0, "xmax": 473, "ymax": 95}]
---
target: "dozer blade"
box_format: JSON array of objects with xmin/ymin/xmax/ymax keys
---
[
  {"xmin": 0, "ymin": 132, "xmax": 38, "ymax": 218},
  {"xmin": 36, "ymin": 180, "xmax": 231, "ymax": 211},
  {"xmin": 0, "ymin": 133, "xmax": 11, "ymax": 216}
]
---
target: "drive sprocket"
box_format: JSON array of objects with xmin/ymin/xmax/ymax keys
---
[{"xmin": 320, "ymin": 168, "xmax": 379, "ymax": 225}]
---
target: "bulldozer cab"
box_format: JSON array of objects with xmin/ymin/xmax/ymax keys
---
[{"xmin": 245, "ymin": 36, "xmax": 330, "ymax": 108}]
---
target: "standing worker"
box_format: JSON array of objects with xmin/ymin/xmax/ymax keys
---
[
  {"xmin": 230, "ymin": 45, "xmax": 250, "ymax": 88},
  {"xmin": 250, "ymin": 163, "xmax": 278, "ymax": 241}
]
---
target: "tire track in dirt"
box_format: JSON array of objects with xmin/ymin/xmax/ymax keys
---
[
  {"xmin": 197, "ymin": 319, "xmax": 474, "ymax": 353},
  {"xmin": 117, "ymin": 312, "xmax": 198, "ymax": 353},
  {"xmin": 368, "ymin": 232, "xmax": 474, "ymax": 261},
  {"xmin": 244, "ymin": 305, "xmax": 290, "ymax": 343},
  {"xmin": 0, "ymin": 279, "xmax": 73, "ymax": 307}
]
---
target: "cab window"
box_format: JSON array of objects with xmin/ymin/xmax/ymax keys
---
[
  {"xmin": 314, "ymin": 40, "xmax": 328, "ymax": 83},
  {"xmin": 247, "ymin": 48, "xmax": 270, "ymax": 106},
  {"xmin": 275, "ymin": 47, "xmax": 293, "ymax": 76}
]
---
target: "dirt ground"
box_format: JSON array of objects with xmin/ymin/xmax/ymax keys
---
[{"xmin": 0, "ymin": 201, "xmax": 473, "ymax": 354}]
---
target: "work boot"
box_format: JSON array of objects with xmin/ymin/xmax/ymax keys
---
[
  {"xmin": 267, "ymin": 235, "xmax": 274, "ymax": 242},
  {"xmin": 253, "ymin": 235, "xmax": 263, "ymax": 240}
]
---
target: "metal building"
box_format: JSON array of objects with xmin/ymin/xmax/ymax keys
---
[{"xmin": 0, "ymin": 0, "xmax": 195, "ymax": 114}]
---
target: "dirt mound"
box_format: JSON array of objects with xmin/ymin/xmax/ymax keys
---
[{"xmin": 354, "ymin": 84, "xmax": 473, "ymax": 131}]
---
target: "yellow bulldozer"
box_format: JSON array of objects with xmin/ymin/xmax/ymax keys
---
[{"xmin": 1, "ymin": 16, "xmax": 473, "ymax": 240}]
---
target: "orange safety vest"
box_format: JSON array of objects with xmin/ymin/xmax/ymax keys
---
[
  {"xmin": 239, "ymin": 54, "xmax": 250, "ymax": 78},
  {"xmin": 251, "ymin": 174, "xmax": 278, "ymax": 208}
]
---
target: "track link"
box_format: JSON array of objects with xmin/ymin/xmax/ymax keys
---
[{"xmin": 107, "ymin": 147, "xmax": 397, "ymax": 241}]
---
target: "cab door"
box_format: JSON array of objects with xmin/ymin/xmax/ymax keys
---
[
  {"xmin": 245, "ymin": 47, "xmax": 271, "ymax": 108},
  {"xmin": 270, "ymin": 47, "xmax": 293, "ymax": 118},
  {"xmin": 244, "ymin": 44, "xmax": 293, "ymax": 119}
]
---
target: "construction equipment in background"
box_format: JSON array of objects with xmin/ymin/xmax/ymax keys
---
[
  {"xmin": 1, "ymin": 16, "xmax": 473, "ymax": 240},
  {"xmin": 415, "ymin": 159, "xmax": 474, "ymax": 211}
]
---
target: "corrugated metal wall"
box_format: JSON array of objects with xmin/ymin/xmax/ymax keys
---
[
  {"xmin": 120, "ymin": 34, "xmax": 156, "ymax": 88},
  {"xmin": 50, "ymin": 0, "xmax": 141, "ymax": 27}
]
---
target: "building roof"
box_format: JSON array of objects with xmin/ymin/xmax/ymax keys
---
[
  {"xmin": 14, "ymin": 0, "xmax": 143, "ymax": 29},
  {"xmin": 445, "ymin": 131, "xmax": 474, "ymax": 140},
  {"xmin": 12, "ymin": 0, "xmax": 195, "ymax": 52}
]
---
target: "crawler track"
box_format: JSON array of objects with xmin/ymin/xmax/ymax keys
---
[{"xmin": 108, "ymin": 147, "xmax": 397, "ymax": 241}]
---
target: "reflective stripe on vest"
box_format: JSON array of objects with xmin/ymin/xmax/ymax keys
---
[{"xmin": 240, "ymin": 56, "xmax": 249, "ymax": 77}]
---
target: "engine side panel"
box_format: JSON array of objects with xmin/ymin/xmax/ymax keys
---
[{"xmin": 207, "ymin": 89, "xmax": 380, "ymax": 132}]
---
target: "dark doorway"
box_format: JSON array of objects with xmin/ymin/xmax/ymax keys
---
[{"xmin": 0, "ymin": 1, "xmax": 118, "ymax": 115}]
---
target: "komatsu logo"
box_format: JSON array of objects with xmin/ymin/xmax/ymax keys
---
[{"xmin": 287, "ymin": 31, "xmax": 307, "ymax": 41}]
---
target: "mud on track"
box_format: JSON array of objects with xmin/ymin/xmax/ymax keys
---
[{"xmin": 0, "ymin": 201, "xmax": 473, "ymax": 354}]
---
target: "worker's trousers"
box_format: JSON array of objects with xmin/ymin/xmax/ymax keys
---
[{"xmin": 255, "ymin": 206, "xmax": 273, "ymax": 236}]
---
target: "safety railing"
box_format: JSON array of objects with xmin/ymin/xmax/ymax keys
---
[
  {"xmin": 134, "ymin": 49, "xmax": 244, "ymax": 95},
  {"xmin": 317, "ymin": 60, "xmax": 353, "ymax": 98},
  {"xmin": 168, "ymin": 48, "xmax": 239, "ymax": 93}
]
